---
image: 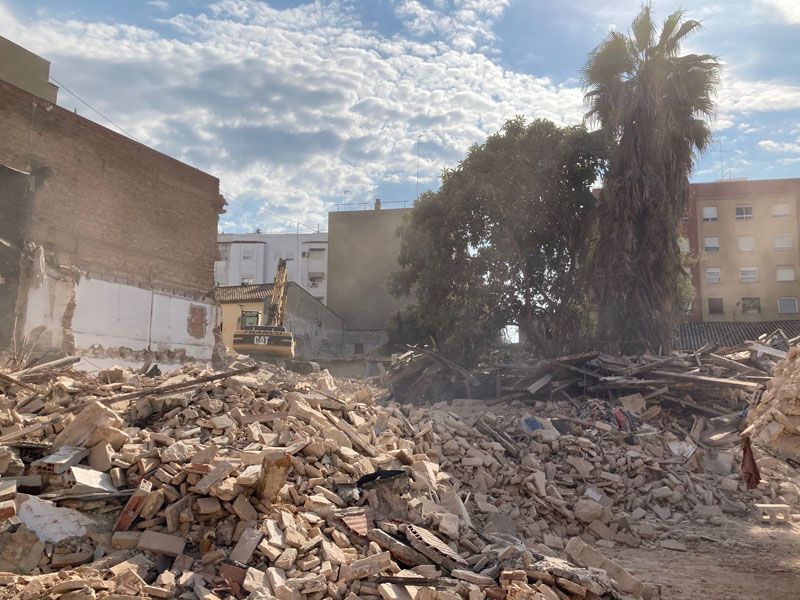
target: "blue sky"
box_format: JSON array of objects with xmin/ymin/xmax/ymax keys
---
[{"xmin": 2, "ymin": 0, "xmax": 800, "ymax": 232}]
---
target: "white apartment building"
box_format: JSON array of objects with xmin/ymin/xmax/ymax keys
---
[{"xmin": 215, "ymin": 233, "xmax": 329, "ymax": 304}]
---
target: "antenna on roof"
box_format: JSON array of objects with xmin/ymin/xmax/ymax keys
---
[{"xmin": 714, "ymin": 139, "xmax": 731, "ymax": 181}]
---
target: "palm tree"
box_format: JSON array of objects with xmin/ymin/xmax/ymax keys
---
[{"xmin": 582, "ymin": 3, "xmax": 721, "ymax": 353}]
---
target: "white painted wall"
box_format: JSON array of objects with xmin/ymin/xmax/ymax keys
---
[
  {"xmin": 214, "ymin": 235, "xmax": 269, "ymax": 286},
  {"xmin": 215, "ymin": 232, "xmax": 329, "ymax": 303},
  {"xmin": 23, "ymin": 274, "xmax": 218, "ymax": 359}
]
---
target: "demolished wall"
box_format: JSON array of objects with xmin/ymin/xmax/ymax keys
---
[
  {"xmin": 745, "ymin": 345, "xmax": 800, "ymax": 456},
  {"xmin": 20, "ymin": 255, "xmax": 218, "ymax": 361},
  {"xmin": 0, "ymin": 80, "xmax": 226, "ymax": 362},
  {"xmin": 283, "ymin": 285, "xmax": 345, "ymax": 360},
  {"xmin": 0, "ymin": 80, "xmax": 225, "ymax": 296},
  {"xmin": 0, "ymin": 164, "xmax": 30, "ymax": 349}
]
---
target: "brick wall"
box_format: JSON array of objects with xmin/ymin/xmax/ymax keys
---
[
  {"xmin": 0, "ymin": 80, "xmax": 224, "ymax": 295},
  {"xmin": 0, "ymin": 165, "xmax": 30, "ymax": 346}
]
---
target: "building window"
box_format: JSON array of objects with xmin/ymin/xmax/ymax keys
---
[
  {"xmin": 739, "ymin": 267, "xmax": 759, "ymax": 282},
  {"xmin": 702, "ymin": 206, "xmax": 718, "ymax": 221},
  {"xmin": 774, "ymin": 234, "xmax": 793, "ymax": 250},
  {"xmin": 777, "ymin": 265, "xmax": 796, "ymax": 282},
  {"xmin": 773, "ymin": 203, "xmax": 789, "ymax": 219},
  {"xmin": 741, "ymin": 297, "xmax": 761, "ymax": 313},
  {"xmin": 353, "ymin": 343, "xmax": 365, "ymax": 355},
  {"xmin": 735, "ymin": 205, "xmax": 753, "ymax": 220},
  {"xmin": 242, "ymin": 247, "xmax": 256, "ymax": 260},
  {"xmin": 678, "ymin": 237, "xmax": 690, "ymax": 253},
  {"xmin": 705, "ymin": 267, "xmax": 721, "ymax": 283},
  {"xmin": 737, "ymin": 235, "xmax": 755, "ymax": 252},
  {"xmin": 241, "ymin": 274, "xmax": 255, "ymax": 285},
  {"xmin": 708, "ymin": 298, "xmax": 724, "ymax": 314},
  {"xmin": 680, "ymin": 213, "xmax": 689, "ymax": 223},
  {"xmin": 704, "ymin": 236, "xmax": 720, "ymax": 252},
  {"xmin": 778, "ymin": 297, "xmax": 799, "ymax": 314}
]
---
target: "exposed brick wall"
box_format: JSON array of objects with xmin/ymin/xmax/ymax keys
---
[
  {"xmin": 0, "ymin": 80, "xmax": 224, "ymax": 295},
  {"xmin": 0, "ymin": 165, "xmax": 30, "ymax": 346}
]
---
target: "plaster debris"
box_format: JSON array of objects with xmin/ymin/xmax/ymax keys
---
[
  {"xmin": 0, "ymin": 347, "xmax": 797, "ymax": 600},
  {"xmin": 16, "ymin": 495, "xmax": 99, "ymax": 543}
]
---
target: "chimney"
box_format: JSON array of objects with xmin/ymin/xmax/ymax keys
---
[{"xmin": 374, "ymin": 198, "xmax": 382, "ymax": 210}]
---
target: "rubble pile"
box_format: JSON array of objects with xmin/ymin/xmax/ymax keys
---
[
  {"xmin": 404, "ymin": 394, "xmax": 800, "ymax": 555},
  {"xmin": 387, "ymin": 347, "xmax": 777, "ymax": 408},
  {"xmin": 0, "ymin": 359, "xmax": 658, "ymax": 600},
  {"xmin": 745, "ymin": 345, "xmax": 800, "ymax": 457}
]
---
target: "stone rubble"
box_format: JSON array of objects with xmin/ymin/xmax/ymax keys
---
[
  {"xmin": 746, "ymin": 345, "xmax": 800, "ymax": 457},
  {"xmin": 0, "ymin": 356, "xmax": 797, "ymax": 600}
]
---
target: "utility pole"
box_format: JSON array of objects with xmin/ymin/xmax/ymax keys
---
[{"xmin": 416, "ymin": 134, "xmax": 422, "ymax": 199}]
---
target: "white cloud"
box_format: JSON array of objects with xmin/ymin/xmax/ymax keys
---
[
  {"xmin": 759, "ymin": 139, "xmax": 800, "ymax": 153},
  {"xmin": 760, "ymin": 0, "xmax": 800, "ymax": 24},
  {"xmin": 147, "ymin": 0, "xmax": 169, "ymax": 10},
  {"xmin": 0, "ymin": 0, "xmax": 581, "ymax": 232},
  {"xmin": 2, "ymin": 0, "xmax": 795, "ymax": 231},
  {"xmin": 720, "ymin": 78, "xmax": 800, "ymax": 113},
  {"xmin": 395, "ymin": 0, "xmax": 511, "ymax": 51}
]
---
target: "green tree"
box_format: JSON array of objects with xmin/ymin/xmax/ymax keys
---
[
  {"xmin": 582, "ymin": 4, "xmax": 721, "ymax": 352},
  {"xmin": 389, "ymin": 117, "xmax": 606, "ymax": 364}
]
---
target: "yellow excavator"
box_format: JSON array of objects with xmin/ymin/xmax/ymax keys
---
[{"xmin": 231, "ymin": 258, "xmax": 295, "ymax": 359}]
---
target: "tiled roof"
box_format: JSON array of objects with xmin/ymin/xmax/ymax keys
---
[
  {"xmin": 214, "ymin": 284, "xmax": 274, "ymax": 303},
  {"xmin": 676, "ymin": 320, "xmax": 800, "ymax": 351}
]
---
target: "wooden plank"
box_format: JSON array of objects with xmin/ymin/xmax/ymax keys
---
[
  {"xmin": 526, "ymin": 374, "xmax": 552, "ymax": 395},
  {"xmin": 651, "ymin": 370, "xmax": 759, "ymax": 391},
  {"xmin": 545, "ymin": 360, "xmax": 602, "ymax": 379},
  {"xmin": 591, "ymin": 378, "xmax": 673, "ymax": 390},
  {"xmin": 97, "ymin": 366, "xmax": 259, "ymax": 405},
  {"xmin": 0, "ymin": 417, "xmax": 59, "ymax": 443},
  {"xmin": 622, "ymin": 356, "xmax": 682, "ymax": 376},
  {"xmin": 642, "ymin": 386, "xmax": 670, "ymax": 400},
  {"xmin": 11, "ymin": 356, "xmax": 81, "ymax": 378},
  {"xmin": 708, "ymin": 353, "xmax": 765, "ymax": 375},
  {"xmin": 0, "ymin": 371, "xmax": 37, "ymax": 391},
  {"xmin": 745, "ymin": 342, "xmax": 787, "ymax": 360}
]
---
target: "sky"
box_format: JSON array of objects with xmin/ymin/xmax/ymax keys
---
[{"xmin": 1, "ymin": 0, "xmax": 800, "ymax": 233}]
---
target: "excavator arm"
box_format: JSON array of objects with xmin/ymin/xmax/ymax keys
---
[
  {"xmin": 231, "ymin": 257, "xmax": 295, "ymax": 359},
  {"xmin": 266, "ymin": 258, "xmax": 289, "ymax": 327}
]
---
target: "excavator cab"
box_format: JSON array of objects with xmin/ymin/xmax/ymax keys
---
[{"xmin": 231, "ymin": 259, "xmax": 296, "ymax": 359}]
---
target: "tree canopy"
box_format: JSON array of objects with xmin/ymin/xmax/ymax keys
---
[
  {"xmin": 389, "ymin": 117, "xmax": 607, "ymax": 364},
  {"xmin": 582, "ymin": 4, "xmax": 721, "ymax": 352}
]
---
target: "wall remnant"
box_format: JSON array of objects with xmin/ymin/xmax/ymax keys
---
[{"xmin": 0, "ymin": 73, "xmax": 225, "ymax": 362}]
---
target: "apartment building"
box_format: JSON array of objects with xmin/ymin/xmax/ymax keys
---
[
  {"xmin": 214, "ymin": 232, "xmax": 328, "ymax": 304},
  {"xmin": 688, "ymin": 178, "xmax": 800, "ymax": 322},
  {"xmin": 327, "ymin": 201, "xmax": 412, "ymax": 354}
]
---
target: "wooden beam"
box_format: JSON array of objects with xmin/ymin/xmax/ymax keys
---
[
  {"xmin": 651, "ymin": 370, "xmax": 759, "ymax": 391},
  {"xmin": 745, "ymin": 342, "xmax": 787, "ymax": 360},
  {"xmin": 12, "ymin": 356, "xmax": 81, "ymax": 378},
  {"xmin": 97, "ymin": 365, "xmax": 259, "ymax": 405}
]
